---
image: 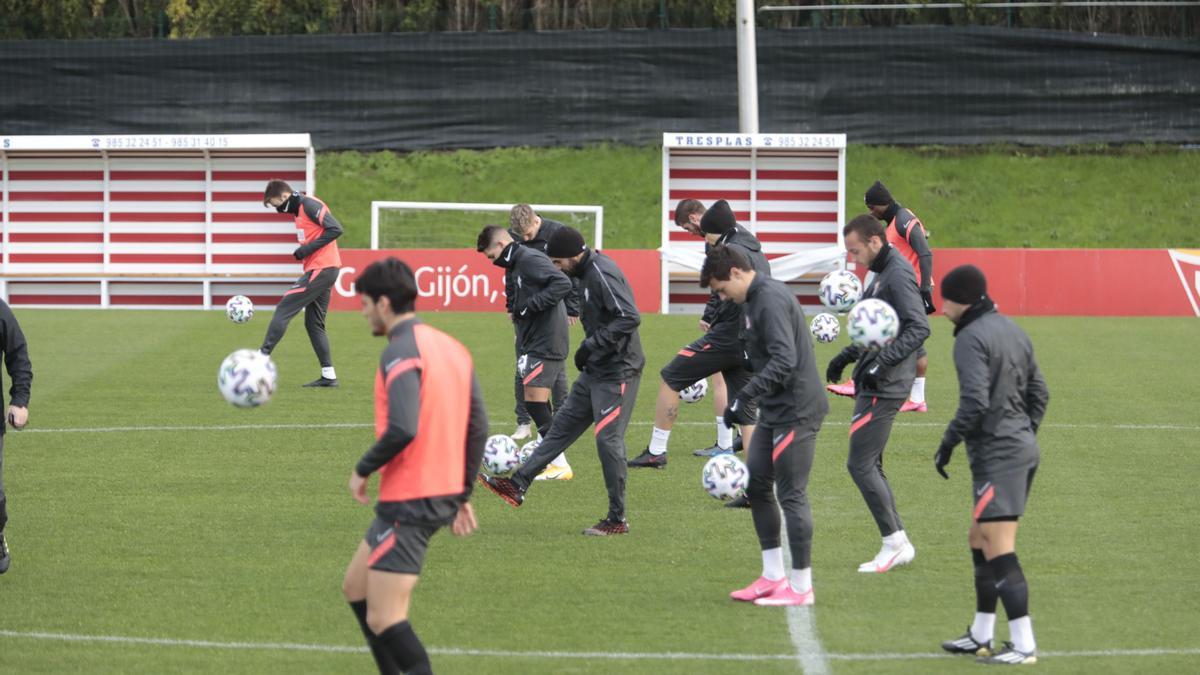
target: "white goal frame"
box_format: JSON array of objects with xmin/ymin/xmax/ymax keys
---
[{"xmin": 370, "ymin": 201, "xmax": 604, "ymax": 250}]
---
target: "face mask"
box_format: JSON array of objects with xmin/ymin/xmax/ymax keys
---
[{"xmin": 275, "ymin": 194, "xmax": 300, "ymax": 214}]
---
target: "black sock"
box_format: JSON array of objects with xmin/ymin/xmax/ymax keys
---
[
  {"xmin": 0, "ymin": 497, "xmax": 7, "ymax": 533},
  {"xmin": 973, "ymin": 548, "xmax": 998, "ymax": 613},
  {"xmin": 349, "ymin": 601, "xmax": 400, "ymax": 675},
  {"xmin": 988, "ymin": 552, "xmax": 1029, "ymax": 620},
  {"xmin": 526, "ymin": 401, "xmax": 554, "ymax": 439},
  {"xmin": 377, "ymin": 620, "xmax": 432, "ymax": 675}
]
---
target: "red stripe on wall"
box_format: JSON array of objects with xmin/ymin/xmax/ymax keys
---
[
  {"xmin": 211, "ymin": 212, "xmax": 292, "ymax": 223},
  {"xmin": 110, "ymin": 171, "xmax": 205, "ymax": 181},
  {"xmin": 666, "ymin": 211, "xmax": 751, "ymax": 223},
  {"xmin": 7, "ymin": 171, "xmax": 103, "ymax": 180},
  {"xmin": 7, "ymin": 212, "xmax": 104, "ymax": 222},
  {"xmin": 668, "ymin": 190, "xmax": 751, "ymax": 201},
  {"xmin": 212, "ymin": 233, "xmax": 297, "ymax": 243},
  {"xmin": 110, "ymin": 233, "xmax": 206, "ymax": 243},
  {"xmin": 756, "ymin": 170, "xmax": 838, "ymax": 181},
  {"xmin": 110, "ymin": 212, "xmax": 206, "ymax": 222},
  {"xmin": 109, "ymin": 295, "xmax": 205, "ymax": 306},
  {"xmin": 211, "ymin": 295, "xmax": 280, "ymax": 306},
  {"xmin": 757, "ymin": 191, "xmax": 839, "ymax": 202},
  {"xmin": 757, "ymin": 211, "xmax": 839, "ymax": 222},
  {"xmin": 7, "ymin": 192, "xmax": 102, "ymax": 201},
  {"xmin": 669, "ymin": 169, "xmax": 751, "ymax": 180},
  {"xmin": 211, "ymin": 192, "xmax": 268, "ymax": 202},
  {"xmin": 8, "ymin": 233, "xmax": 104, "ymax": 243},
  {"xmin": 109, "ymin": 254, "xmax": 207, "ymax": 264},
  {"xmin": 109, "ymin": 192, "xmax": 206, "ymax": 201},
  {"xmin": 6, "ymin": 294, "xmax": 101, "ymax": 305},
  {"xmin": 212, "ymin": 254, "xmax": 297, "ymax": 265},
  {"xmin": 8, "ymin": 253, "xmax": 103, "ymax": 263},
  {"xmin": 211, "ymin": 171, "xmax": 305, "ymax": 181},
  {"xmin": 755, "ymin": 232, "xmax": 838, "ymax": 243}
]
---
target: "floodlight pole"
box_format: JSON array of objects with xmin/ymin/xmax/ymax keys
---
[{"xmin": 736, "ymin": 0, "xmax": 760, "ymax": 134}]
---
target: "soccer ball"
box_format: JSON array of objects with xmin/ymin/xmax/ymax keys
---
[
  {"xmin": 680, "ymin": 379, "xmax": 708, "ymax": 404},
  {"xmin": 847, "ymin": 298, "xmax": 901, "ymax": 351},
  {"xmin": 519, "ymin": 438, "xmax": 541, "ymax": 464},
  {"xmin": 225, "ymin": 295, "xmax": 254, "ymax": 324},
  {"xmin": 818, "ymin": 270, "xmax": 863, "ymax": 313},
  {"xmin": 217, "ymin": 349, "xmax": 277, "ymax": 408},
  {"xmin": 483, "ymin": 434, "xmax": 521, "ymax": 474},
  {"xmin": 701, "ymin": 454, "xmax": 749, "ymax": 502},
  {"xmin": 810, "ymin": 312, "xmax": 841, "ymax": 344}
]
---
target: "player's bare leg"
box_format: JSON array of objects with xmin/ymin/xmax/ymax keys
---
[
  {"xmin": 627, "ymin": 378, "xmax": 679, "ymax": 469},
  {"xmin": 903, "ymin": 355, "xmax": 929, "ymax": 412},
  {"xmin": 343, "ymin": 541, "xmax": 401, "ymax": 674}
]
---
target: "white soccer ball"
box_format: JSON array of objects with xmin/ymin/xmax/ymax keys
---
[
  {"xmin": 217, "ymin": 349, "xmax": 277, "ymax": 408},
  {"xmin": 847, "ymin": 298, "xmax": 901, "ymax": 351},
  {"xmin": 809, "ymin": 312, "xmax": 841, "ymax": 344},
  {"xmin": 483, "ymin": 434, "xmax": 521, "ymax": 475},
  {"xmin": 519, "ymin": 438, "xmax": 541, "ymax": 465},
  {"xmin": 680, "ymin": 379, "xmax": 708, "ymax": 404},
  {"xmin": 225, "ymin": 295, "xmax": 254, "ymax": 324},
  {"xmin": 818, "ymin": 270, "xmax": 863, "ymax": 313},
  {"xmin": 701, "ymin": 454, "xmax": 749, "ymax": 502}
]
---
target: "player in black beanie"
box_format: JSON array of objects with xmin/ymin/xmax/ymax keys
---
[
  {"xmin": 940, "ymin": 264, "xmax": 988, "ymax": 306},
  {"xmin": 546, "ymin": 226, "xmax": 586, "ymax": 259},
  {"xmin": 699, "ymin": 199, "xmax": 737, "ymax": 236}
]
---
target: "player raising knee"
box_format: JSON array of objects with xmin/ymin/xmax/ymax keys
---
[
  {"xmin": 627, "ymin": 199, "xmax": 769, "ymax": 479},
  {"xmin": 703, "ymin": 245, "xmax": 829, "ymax": 606},
  {"xmin": 341, "ymin": 257, "xmax": 488, "ymax": 675},
  {"xmin": 480, "ymin": 227, "xmax": 644, "ymax": 536},
  {"xmin": 934, "ymin": 264, "xmax": 1049, "ymax": 665}
]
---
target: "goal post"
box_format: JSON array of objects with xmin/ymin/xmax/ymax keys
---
[{"xmin": 371, "ymin": 201, "xmax": 603, "ymax": 251}]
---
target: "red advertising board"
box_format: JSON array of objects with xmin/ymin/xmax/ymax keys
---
[{"xmin": 329, "ymin": 249, "xmax": 662, "ymax": 314}]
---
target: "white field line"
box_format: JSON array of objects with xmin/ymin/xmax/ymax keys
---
[
  {"xmin": 17, "ymin": 421, "xmax": 1200, "ymax": 435},
  {"xmin": 779, "ymin": 529, "xmax": 830, "ymax": 674},
  {"xmin": 1, "ymin": 630, "xmax": 1198, "ymax": 662}
]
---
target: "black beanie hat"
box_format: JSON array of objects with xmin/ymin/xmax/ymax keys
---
[
  {"xmin": 940, "ymin": 264, "xmax": 988, "ymax": 304},
  {"xmin": 864, "ymin": 181, "xmax": 893, "ymax": 207},
  {"xmin": 546, "ymin": 226, "xmax": 587, "ymax": 258},
  {"xmin": 700, "ymin": 199, "xmax": 736, "ymax": 235}
]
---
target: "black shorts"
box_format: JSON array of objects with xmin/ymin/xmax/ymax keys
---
[
  {"xmin": 973, "ymin": 466, "xmax": 1037, "ymax": 522},
  {"xmin": 518, "ymin": 355, "xmax": 565, "ymax": 390},
  {"xmin": 364, "ymin": 518, "xmax": 440, "ymax": 574},
  {"xmin": 660, "ymin": 337, "xmax": 753, "ymax": 406}
]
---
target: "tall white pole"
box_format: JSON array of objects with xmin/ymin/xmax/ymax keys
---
[{"xmin": 736, "ymin": 0, "xmax": 759, "ymax": 134}]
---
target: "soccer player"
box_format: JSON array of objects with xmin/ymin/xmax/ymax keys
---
[
  {"xmin": 340, "ymin": 257, "xmax": 487, "ymax": 675},
  {"xmin": 507, "ymin": 204, "xmax": 573, "ymax": 440},
  {"xmin": 477, "ymin": 224, "xmax": 575, "ymax": 479},
  {"xmin": 261, "ymin": 180, "xmax": 344, "ymax": 387},
  {"xmin": 825, "ymin": 214, "xmax": 930, "ymax": 573},
  {"xmin": 933, "ymin": 264, "xmax": 1048, "ymax": 665},
  {"xmin": 829, "ymin": 181, "xmax": 936, "ymax": 412},
  {"xmin": 627, "ymin": 199, "xmax": 768, "ymax": 471},
  {"xmin": 703, "ymin": 246, "xmax": 829, "ymax": 606},
  {"xmin": 480, "ymin": 227, "xmax": 644, "ymax": 536},
  {"xmin": 0, "ymin": 299, "xmax": 32, "ymax": 575}
]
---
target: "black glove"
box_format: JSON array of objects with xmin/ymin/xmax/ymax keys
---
[
  {"xmin": 920, "ymin": 289, "xmax": 937, "ymax": 315},
  {"xmin": 573, "ymin": 342, "xmax": 592, "ymax": 371},
  {"xmin": 934, "ymin": 440, "xmax": 954, "ymax": 479},
  {"xmin": 861, "ymin": 361, "xmax": 884, "ymax": 390},
  {"xmin": 723, "ymin": 398, "xmax": 754, "ymax": 428},
  {"xmin": 292, "ymin": 244, "xmax": 313, "ymax": 260},
  {"xmin": 826, "ymin": 352, "xmax": 853, "ymax": 383}
]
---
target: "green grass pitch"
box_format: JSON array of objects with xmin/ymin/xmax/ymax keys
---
[{"xmin": 0, "ymin": 309, "xmax": 1197, "ymax": 673}]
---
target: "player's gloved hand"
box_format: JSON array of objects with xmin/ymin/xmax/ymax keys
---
[
  {"xmin": 934, "ymin": 440, "xmax": 954, "ymax": 479},
  {"xmin": 861, "ymin": 361, "xmax": 885, "ymax": 390},
  {"xmin": 723, "ymin": 398, "xmax": 754, "ymax": 428},
  {"xmin": 573, "ymin": 342, "xmax": 592, "ymax": 371},
  {"xmin": 292, "ymin": 244, "xmax": 313, "ymax": 260},
  {"xmin": 826, "ymin": 352, "xmax": 853, "ymax": 383},
  {"xmin": 920, "ymin": 289, "xmax": 937, "ymax": 315}
]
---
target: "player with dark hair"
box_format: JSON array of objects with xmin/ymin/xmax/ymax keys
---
[
  {"xmin": 480, "ymin": 227, "xmax": 644, "ymax": 536},
  {"xmin": 826, "ymin": 214, "xmax": 930, "ymax": 573},
  {"xmin": 934, "ymin": 264, "xmax": 1048, "ymax": 665},
  {"xmin": 477, "ymin": 224, "xmax": 575, "ymax": 479},
  {"xmin": 704, "ymin": 245, "xmax": 829, "ymax": 606},
  {"xmin": 627, "ymin": 199, "xmax": 768, "ymax": 476},
  {"xmin": 0, "ymin": 299, "xmax": 32, "ymax": 575},
  {"xmin": 830, "ymin": 181, "xmax": 936, "ymax": 412},
  {"xmin": 261, "ymin": 179, "xmax": 344, "ymax": 387},
  {"xmin": 341, "ymin": 257, "xmax": 487, "ymax": 675},
  {"xmin": 506, "ymin": 204, "xmax": 574, "ymax": 441}
]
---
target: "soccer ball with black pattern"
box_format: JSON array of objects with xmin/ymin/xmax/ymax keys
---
[
  {"xmin": 701, "ymin": 454, "xmax": 749, "ymax": 501},
  {"xmin": 847, "ymin": 298, "xmax": 900, "ymax": 351},
  {"xmin": 225, "ymin": 295, "xmax": 254, "ymax": 324},
  {"xmin": 519, "ymin": 438, "xmax": 541, "ymax": 465},
  {"xmin": 818, "ymin": 270, "xmax": 863, "ymax": 313},
  {"xmin": 217, "ymin": 349, "xmax": 277, "ymax": 408},
  {"xmin": 483, "ymin": 434, "xmax": 521, "ymax": 475},
  {"xmin": 809, "ymin": 312, "xmax": 841, "ymax": 344},
  {"xmin": 680, "ymin": 379, "xmax": 708, "ymax": 404}
]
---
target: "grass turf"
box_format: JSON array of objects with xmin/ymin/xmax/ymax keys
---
[
  {"xmin": 0, "ymin": 309, "xmax": 1197, "ymax": 674},
  {"xmin": 317, "ymin": 144, "xmax": 1200, "ymax": 250}
]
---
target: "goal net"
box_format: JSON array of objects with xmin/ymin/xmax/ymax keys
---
[{"xmin": 371, "ymin": 201, "xmax": 603, "ymax": 250}]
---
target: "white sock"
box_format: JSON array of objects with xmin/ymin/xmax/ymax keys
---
[
  {"xmin": 789, "ymin": 567, "xmax": 813, "ymax": 594},
  {"xmin": 1009, "ymin": 616, "xmax": 1036, "ymax": 654},
  {"xmin": 761, "ymin": 548, "xmax": 785, "ymax": 581},
  {"xmin": 321, "ymin": 367, "xmax": 337, "ymax": 380},
  {"xmin": 649, "ymin": 427, "xmax": 671, "ymax": 455},
  {"xmin": 910, "ymin": 377, "xmax": 925, "ymax": 403},
  {"xmin": 971, "ymin": 612, "xmax": 996, "ymax": 644},
  {"xmin": 883, "ymin": 530, "xmax": 908, "ymax": 548},
  {"xmin": 550, "ymin": 452, "xmax": 569, "ymax": 468},
  {"xmin": 715, "ymin": 417, "xmax": 734, "ymax": 449}
]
